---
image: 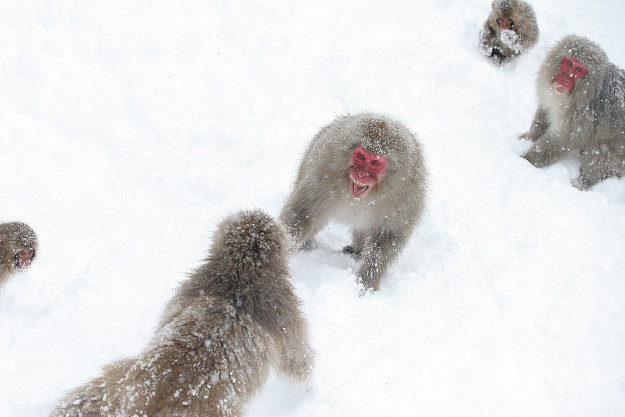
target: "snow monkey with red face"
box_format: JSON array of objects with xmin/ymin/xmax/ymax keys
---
[
  {"xmin": 0, "ymin": 222, "xmax": 37, "ymax": 286},
  {"xmin": 480, "ymin": 0, "xmax": 539, "ymax": 65},
  {"xmin": 280, "ymin": 113, "xmax": 427, "ymax": 291},
  {"xmin": 521, "ymin": 35, "xmax": 625, "ymax": 189}
]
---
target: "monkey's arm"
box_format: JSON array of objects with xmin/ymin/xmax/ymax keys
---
[
  {"xmin": 357, "ymin": 228, "xmax": 408, "ymax": 292},
  {"xmin": 500, "ymin": 30, "xmax": 523, "ymax": 53},
  {"xmin": 479, "ymin": 23, "xmax": 497, "ymax": 56},
  {"xmin": 523, "ymin": 131, "xmax": 572, "ymax": 167},
  {"xmin": 520, "ymin": 107, "xmax": 549, "ymax": 141},
  {"xmin": 277, "ymin": 317, "xmax": 314, "ymax": 385},
  {"xmin": 279, "ymin": 187, "xmax": 328, "ymax": 249}
]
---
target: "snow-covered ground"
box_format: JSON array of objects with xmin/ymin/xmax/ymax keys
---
[{"xmin": 2, "ymin": 1, "xmax": 625, "ymax": 416}]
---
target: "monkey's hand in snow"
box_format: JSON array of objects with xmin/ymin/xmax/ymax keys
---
[{"xmin": 500, "ymin": 29, "xmax": 522, "ymax": 52}]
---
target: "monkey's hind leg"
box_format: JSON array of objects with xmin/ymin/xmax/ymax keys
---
[{"xmin": 575, "ymin": 142, "xmax": 625, "ymax": 189}]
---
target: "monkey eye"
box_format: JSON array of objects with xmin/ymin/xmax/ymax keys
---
[
  {"xmin": 566, "ymin": 60, "xmax": 573, "ymax": 67},
  {"xmin": 575, "ymin": 67, "xmax": 582, "ymax": 72},
  {"xmin": 371, "ymin": 161, "xmax": 379, "ymax": 166},
  {"xmin": 18, "ymin": 250, "xmax": 25, "ymax": 256},
  {"xmin": 357, "ymin": 153, "xmax": 364, "ymax": 160}
]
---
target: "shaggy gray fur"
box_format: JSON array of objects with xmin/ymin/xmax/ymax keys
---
[
  {"xmin": 0, "ymin": 222, "xmax": 37, "ymax": 285},
  {"xmin": 50, "ymin": 210, "xmax": 313, "ymax": 417},
  {"xmin": 280, "ymin": 113, "xmax": 427, "ymax": 292},
  {"xmin": 522, "ymin": 35, "xmax": 625, "ymax": 189},
  {"xmin": 480, "ymin": 0, "xmax": 539, "ymax": 65}
]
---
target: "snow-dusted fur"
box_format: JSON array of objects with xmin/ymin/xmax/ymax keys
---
[
  {"xmin": 479, "ymin": 0, "xmax": 539, "ymax": 65},
  {"xmin": 280, "ymin": 113, "xmax": 427, "ymax": 291},
  {"xmin": 50, "ymin": 210, "xmax": 313, "ymax": 417},
  {"xmin": 0, "ymin": 222, "xmax": 37, "ymax": 285},
  {"xmin": 522, "ymin": 34, "xmax": 625, "ymax": 188}
]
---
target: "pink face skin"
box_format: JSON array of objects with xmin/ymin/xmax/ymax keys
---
[
  {"xmin": 16, "ymin": 247, "xmax": 35, "ymax": 270},
  {"xmin": 349, "ymin": 146, "xmax": 387, "ymax": 199},
  {"xmin": 554, "ymin": 57, "xmax": 587, "ymax": 93},
  {"xmin": 497, "ymin": 17, "xmax": 513, "ymax": 30}
]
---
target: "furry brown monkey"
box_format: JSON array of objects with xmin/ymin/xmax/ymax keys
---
[
  {"xmin": 280, "ymin": 113, "xmax": 427, "ymax": 292},
  {"xmin": 479, "ymin": 0, "xmax": 539, "ymax": 65},
  {"xmin": 0, "ymin": 222, "xmax": 37, "ymax": 285},
  {"xmin": 50, "ymin": 210, "xmax": 313, "ymax": 417},
  {"xmin": 521, "ymin": 35, "xmax": 625, "ymax": 189}
]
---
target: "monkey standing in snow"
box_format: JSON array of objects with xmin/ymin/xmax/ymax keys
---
[
  {"xmin": 521, "ymin": 35, "xmax": 625, "ymax": 189},
  {"xmin": 480, "ymin": 0, "xmax": 539, "ymax": 65},
  {"xmin": 280, "ymin": 113, "xmax": 427, "ymax": 292},
  {"xmin": 0, "ymin": 222, "xmax": 37, "ymax": 285},
  {"xmin": 51, "ymin": 210, "xmax": 313, "ymax": 417}
]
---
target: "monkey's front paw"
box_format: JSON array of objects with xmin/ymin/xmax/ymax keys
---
[
  {"xmin": 500, "ymin": 30, "xmax": 521, "ymax": 51},
  {"xmin": 283, "ymin": 350, "xmax": 314, "ymax": 388},
  {"xmin": 572, "ymin": 175, "xmax": 590, "ymax": 190},
  {"xmin": 480, "ymin": 42, "xmax": 494, "ymax": 57},
  {"xmin": 357, "ymin": 284, "xmax": 374, "ymax": 297},
  {"xmin": 523, "ymin": 149, "xmax": 548, "ymax": 168},
  {"xmin": 356, "ymin": 275, "xmax": 378, "ymax": 295}
]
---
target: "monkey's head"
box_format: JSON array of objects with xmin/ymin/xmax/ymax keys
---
[
  {"xmin": 345, "ymin": 114, "xmax": 417, "ymax": 200},
  {"xmin": 350, "ymin": 146, "xmax": 387, "ymax": 199},
  {"xmin": 492, "ymin": 0, "xmax": 520, "ymax": 30},
  {"xmin": 213, "ymin": 210, "xmax": 288, "ymax": 268},
  {"xmin": 542, "ymin": 35, "xmax": 609, "ymax": 96},
  {"xmin": 0, "ymin": 222, "xmax": 38, "ymax": 272}
]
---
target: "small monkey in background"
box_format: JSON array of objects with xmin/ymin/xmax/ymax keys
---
[
  {"xmin": 480, "ymin": 0, "xmax": 538, "ymax": 65},
  {"xmin": 280, "ymin": 113, "xmax": 427, "ymax": 292},
  {"xmin": 50, "ymin": 210, "xmax": 313, "ymax": 417},
  {"xmin": 0, "ymin": 222, "xmax": 37, "ymax": 285},
  {"xmin": 521, "ymin": 35, "xmax": 625, "ymax": 189}
]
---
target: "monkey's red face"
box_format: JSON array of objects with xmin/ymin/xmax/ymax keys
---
[
  {"xmin": 497, "ymin": 17, "xmax": 513, "ymax": 30},
  {"xmin": 554, "ymin": 57, "xmax": 587, "ymax": 93},
  {"xmin": 15, "ymin": 247, "xmax": 35, "ymax": 270},
  {"xmin": 350, "ymin": 146, "xmax": 387, "ymax": 199}
]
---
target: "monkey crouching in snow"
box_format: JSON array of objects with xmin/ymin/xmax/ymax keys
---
[
  {"xmin": 480, "ymin": 0, "xmax": 538, "ymax": 65},
  {"xmin": 521, "ymin": 35, "xmax": 625, "ymax": 189},
  {"xmin": 0, "ymin": 222, "xmax": 37, "ymax": 286},
  {"xmin": 280, "ymin": 113, "xmax": 427, "ymax": 292}
]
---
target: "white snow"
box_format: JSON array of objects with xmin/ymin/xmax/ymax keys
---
[{"xmin": 1, "ymin": 1, "xmax": 625, "ymax": 416}]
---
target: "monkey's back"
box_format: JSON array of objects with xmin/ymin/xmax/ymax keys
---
[{"xmin": 52, "ymin": 297, "xmax": 279, "ymax": 417}]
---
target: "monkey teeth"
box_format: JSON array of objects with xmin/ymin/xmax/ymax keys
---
[
  {"xmin": 16, "ymin": 259, "xmax": 31, "ymax": 270},
  {"xmin": 352, "ymin": 180, "xmax": 370, "ymax": 198}
]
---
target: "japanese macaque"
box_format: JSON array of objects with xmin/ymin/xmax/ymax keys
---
[
  {"xmin": 0, "ymin": 222, "xmax": 37, "ymax": 285},
  {"xmin": 480, "ymin": 0, "xmax": 539, "ymax": 65},
  {"xmin": 521, "ymin": 35, "xmax": 625, "ymax": 189},
  {"xmin": 280, "ymin": 113, "xmax": 427, "ymax": 292},
  {"xmin": 50, "ymin": 210, "xmax": 313, "ymax": 417}
]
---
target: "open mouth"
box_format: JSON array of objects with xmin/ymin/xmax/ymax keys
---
[
  {"xmin": 351, "ymin": 180, "xmax": 371, "ymax": 198},
  {"xmin": 16, "ymin": 259, "xmax": 31, "ymax": 270}
]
